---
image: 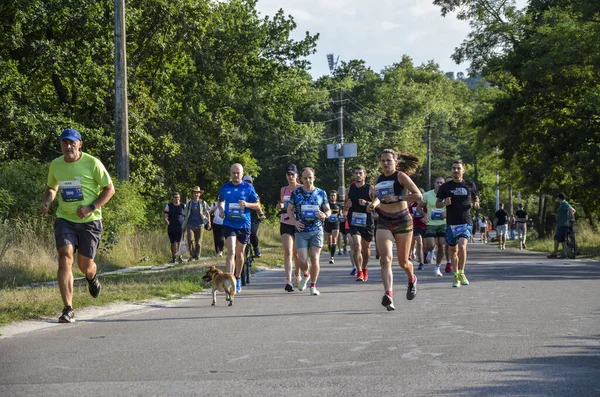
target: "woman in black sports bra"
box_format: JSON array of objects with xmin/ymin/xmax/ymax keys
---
[{"xmin": 370, "ymin": 149, "xmax": 423, "ymax": 311}]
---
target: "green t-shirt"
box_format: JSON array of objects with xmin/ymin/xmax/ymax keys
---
[
  {"xmin": 47, "ymin": 152, "xmax": 113, "ymax": 223},
  {"xmin": 423, "ymin": 189, "xmax": 446, "ymax": 226},
  {"xmin": 556, "ymin": 200, "xmax": 573, "ymax": 227}
]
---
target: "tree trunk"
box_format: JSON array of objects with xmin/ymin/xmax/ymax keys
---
[{"xmin": 537, "ymin": 193, "xmax": 545, "ymax": 238}]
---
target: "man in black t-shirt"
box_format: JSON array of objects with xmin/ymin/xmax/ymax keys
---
[
  {"xmin": 436, "ymin": 160, "xmax": 479, "ymax": 288},
  {"xmin": 515, "ymin": 203, "xmax": 528, "ymax": 250},
  {"xmin": 494, "ymin": 203, "xmax": 509, "ymax": 250}
]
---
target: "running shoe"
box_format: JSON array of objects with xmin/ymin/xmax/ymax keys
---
[
  {"xmin": 452, "ymin": 275, "xmax": 460, "ymax": 288},
  {"xmin": 363, "ymin": 268, "xmax": 369, "ymax": 282},
  {"xmin": 459, "ymin": 273, "xmax": 469, "ymax": 285},
  {"xmin": 298, "ymin": 274, "xmax": 310, "ymax": 291},
  {"xmin": 424, "ymin": 251, "xmax": 432, "ymax": 264},
  {"xmin": 87, "ymin": 275, "xmax": 101, "ymax": 299},
  {"xmin": 417, "ymin": 263, "xmax": 424, "ymax": 270},
  {"xmin": 284, "ymin": 283, "xmax": 294, "ymax": 292},
  {"xmin": 255, "ymin": 247, "xmax": 262, "ymax": 257},
  {"xmin": 434, "ymin": 265, "xmax": 443, "ymax": 277},
  {"xmin": 355, "ymin": 270, "xmax": 364, "ymax": 282},
  {"xmin": 236, "ymin": 277, "xmax": 242, "ymax": 293},
  {"xmin": 381, "ymin": 294, "xmax": 395, "ymax": 311},
  {"xmin": 350, "ymin": 266, "xmax": 357, "ymax": 276},
  {"xmin": 406, "ymin": 276, "xmax": 417, "ymax": 300},
  {"xmin": 445, "ymin": 262, "xmax": 452, "ymax": 273},
  {"xmin": 329, "ymin": 257, "xmax": 334, "ymax": 264},
  {"xmin": 58, "ymin": 306, "xmax": 75, "ymax": 323},
  {"xmin": 310, "ymin": 287, "xmax": 320, "ymax": 296}
]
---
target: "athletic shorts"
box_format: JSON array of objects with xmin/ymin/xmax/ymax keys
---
[
  {"xmin": 222, "ymin": 226, "xmax": 251, "ymax": 245},
  {"xmin": 349, "ymin": 226, "xmax": 374, "ymax": 242},
  {"xmin": 496, "ymin": 224, "xmax": 508, "ymax": 237},
  {"xmin": 54, "ymin": 218, "xmax": 103, "ymax": 259},
  {"xmin": 554, "ymin": 226, "xmax": 569, "ymax": 243},
  {"xmin": 168, "ymin": 227, "xmax": 183, "ymax": 243},
  {"xmin": 295, "ymin": 230, "xmax": 324, "ymax": 249},
  {"xmin": 425, "ymin": 224, "xmax": 446, "ymax": 238},
  {"xmin": 324, "ymin": 221, "xmax": 339, "ymax": 233},
  {"xmin": 376, "ymin": 209, "xmax": 412, "ymax": 235},
  {"xmin": 413, "ymin": 227, "xmax": 426, "ymax": 238},
  {"xmin": 280, "ymin": 223, "xmax": 296, "ymax": 236},
  {"xmin": 445, "ymin": 224, "xmax": 472, "ymax": 246}
]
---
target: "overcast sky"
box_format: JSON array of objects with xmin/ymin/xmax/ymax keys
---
[{"xmin": 255, "ymin": 0, "xmax": 526, "ymax": 79}]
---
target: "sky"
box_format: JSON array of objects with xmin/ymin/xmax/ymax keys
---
[{"xmin": 254, "ymin": 0, "xmax": 526, "ymax": 79}]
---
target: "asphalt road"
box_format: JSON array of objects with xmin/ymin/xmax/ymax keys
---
[{"xmin": 1, "ymin": 242, "xmax": 599, "ymax": 396}]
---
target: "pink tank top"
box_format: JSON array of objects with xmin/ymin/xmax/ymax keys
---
[{"xmin": 280, "ymin": 186, "xmax": 296, "ymax": 225}]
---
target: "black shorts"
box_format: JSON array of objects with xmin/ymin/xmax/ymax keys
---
[
  {"xmin": 168, "ymin": 227, "xmax": 183, "ymax": 243},
  {"xmin": 54, "ymin": 218, "xmax": 102, "ymax": 259},
  {"xmin": 349, "ymin": 226, "xmax": 374, "ymax": 242},
  {"xmin": 413, "ymin": 227, "xmax": 426, "ymax": 238},
  {"xmin": 222, "ymin": 226, "xmax": 251, "ymax": 245},
  {"xmin": 280, "ymin": 223, "xmax": 296, "ymax": 236},
  {"xmin": 554, "ymin": 226, "xmax": 569, "ymax": 243},
  {"xmin": 324, "ymin": 222, "xmax": 339, "ymax": 233}
]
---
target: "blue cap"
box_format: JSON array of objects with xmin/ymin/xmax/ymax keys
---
[{"xmin": 60, "ymin": 128, "xmax": 82, "ymax": 142}]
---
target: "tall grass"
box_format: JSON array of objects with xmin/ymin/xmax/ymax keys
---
[{"xmin": 519, "ymin": 222, "xmax": 600, "ymax": 258}]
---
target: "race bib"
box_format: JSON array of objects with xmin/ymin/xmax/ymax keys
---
[
  {"xmin": 301, "ymin": 204, "xmax": 319, "ymax": 221},
  {"xmin": 450, "ymin": 224, "xmax": 468, "ymax": 236},
  {"xmin": 59, "ymin": 180, "xmax": 84, "ymax": 202},
  {"xmin": 375, "ymin": 180, "xmax": 394, "ymax": 199},
  {"xmin": 328, "ymin": 213, "xmax": 338, "ymax": 223},
  {"xmin": 412, "ymin": 207, "xmax": 422, "ymax": 218},
  {"xmin": 283, "ymin": 195, "xmax": 290, "ymax": 210},
  {"xmin": 228, "ymin": 202, "xmax": 243, "ymax": 219},
  {"xmin": 351, "ymin": 212, "xmax": 367, "ymax": 227},
  {"xmin": 431, "ymin": 209, "xmax": 444, "ymax": 220}
]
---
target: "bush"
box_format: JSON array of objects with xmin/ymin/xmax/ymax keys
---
[{"xmin": 0, "ymin": 160, "xmax": 49, "ymax": 220}]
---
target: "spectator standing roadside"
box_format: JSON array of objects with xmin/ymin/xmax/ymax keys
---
[
  {"xmin": 182, "ymin": 186, "xmax": 211, "ymax": 261},
  {"xmin": 515, "ymin": 203, "xmax": 528, "ymax": 250},
  {"xmin": 547, "ymin": 193, "xmax": 576, "ymax": 259},
  {"xmin": 163, "ymin": 192, "xmax": 186, "ymax": 263},
  {"xmin": 41, "ymin": 128, "xmax": 115, "ymax": 323},
  {"xmin": 209, "ymin": 199, "xmax": 225, "ymax": 257}
]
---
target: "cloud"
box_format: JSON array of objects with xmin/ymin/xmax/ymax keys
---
[
  {"xmin": 382, "ymin": 21, "xmax": 400, "ymax": 31},
  {"xmin": 288, "ymin": 8, "xmax": 313, "ymax": 21}
]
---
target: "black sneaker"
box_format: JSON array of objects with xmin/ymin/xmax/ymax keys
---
[
  {"xmin": 406, "ymin": 275, "xmax": 417, "ymax": 300},
  {"xmin": 58, "ymin": 306, "xmax": 75, "ymax": 323},
  {"xmin": 87, "ymin": 275, "xmax": 102, "ymax": 299},
  {"xmin": 381, "ymin": 294, "xmax": 395, "ymax": 311},
  {"xmin": 417, "ymin": 263, "xmax": 424, "ymax": 270},
  {"xmin": 284, "ymin": 283, "xmax": 294, "ymax": 292}
]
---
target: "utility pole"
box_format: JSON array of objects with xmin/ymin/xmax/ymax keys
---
[
  {"xmin": 338, "ymin": 88, "xmax": 345, "ymax": 202},
  {"xmin": 426, "ymin": 114, "xmax": 432, "ymax": 191},
  {"xmin": 114, "ymin": 0, "xmax": 129, "ymax": 181}
]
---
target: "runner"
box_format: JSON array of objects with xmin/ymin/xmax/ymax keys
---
[
  {"xmin": 346, "ymin": 166, "xmax": 375, "ymax": 282},
  {"xmin": 41, "ymin": 128, "xmax": 115, "ymax": 323},
  {"xmin": 277, "ymin": 164, "xmax": 301, "ymax": 292},
  {"xmin": 287, "ymin": 167, "xmax": 331, "ymax": 296},
  {"xmin": 436, "ymin": 160, "xmax": 480, "ymax": 288},
  {"xmin": 417, "ymin": 176, "xmax": 446, "ymax": 277},
  {"xmin": 515, "ymin": 203, "xmax": 528, "ymax": 250},
  {"xmin": 324, "ymin": 190, "xmax": 341, "ymax": 264},
  {"xmin": 217, "ymin": 163, "xmax": 262, "ymax": 293},
  {"xmin": 409, "ymin": 188, "xmax": 427, "ymax": 271},
  {"xmin": 493, "ymin": 203, "xmax": 509, "ymax": 250},
  {"xmin": 371, "ymin": 149, "xmax": 422, "ymax": 311}
]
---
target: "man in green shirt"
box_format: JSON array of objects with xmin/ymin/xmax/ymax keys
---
[
  {"xmin": 547, "ymin": 192, "xmax": 575, "ymax": 259},
  {"xmin": 41, "ymin": 128, "xmax": 115, "ymax": 323}
]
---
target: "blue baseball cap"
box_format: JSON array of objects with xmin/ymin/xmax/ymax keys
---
[{"xmin": 60, "ymin": 128, "xmax": 82, "ymax": 142}]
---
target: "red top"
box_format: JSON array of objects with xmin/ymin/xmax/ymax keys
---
[{"xmin": 410, "ymin": 201, "xmax": 427, "ymax": 229}]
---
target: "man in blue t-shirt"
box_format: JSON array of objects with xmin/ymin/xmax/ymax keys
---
[
  {"xmin": 218, "ymin": 163, "xmax": 261, "ymax": 292},
  {"xmin": 287, "ymin": 167, "xmax": 331, "ymax": 296}
]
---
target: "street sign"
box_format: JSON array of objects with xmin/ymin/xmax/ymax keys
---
[{"xmin": 327, "ymin": 143, "xmax": 357, "ymax": 159}]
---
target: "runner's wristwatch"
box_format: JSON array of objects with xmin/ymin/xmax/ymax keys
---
[{"xmin": 397, "ymin": 195, "xmax": 403, "ymax": 202}]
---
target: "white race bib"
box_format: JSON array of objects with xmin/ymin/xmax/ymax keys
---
[
  {"xmin": 351, "ymin": 212, "xmax": 367, "ymax": 227},
  {"xmin": 375, "ymin": 180, "xmax": 394, "ymax": 199},
  {"xmin": 228, "ymin": 203, "xmax": 243, "ymax": 219},
  {"xmin": 59, "ymin": 180, "xmax": 84, "ymax": 202},
  {"xmin": 301, "ymin": 204, "xmax": 319, "ymax": 221},
  {"xmin": 431, "ymin": 209, "xmax": 444, "ymax": 220}
]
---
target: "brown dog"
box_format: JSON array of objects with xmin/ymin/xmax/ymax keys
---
[{"xmin": 202, "ymin": 266, "xmax": 236, "ymax": 306}]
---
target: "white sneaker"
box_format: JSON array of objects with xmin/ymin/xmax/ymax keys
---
[
  {"xmin": 425, "ymin": 251, "xmax": 433, "ymax": 264},
  {"xmin": 298, "ymin": 274, "xmax": 310, "ymax": 291},
  {"xmin": 434, "ymin": 265, "xmax": 443, "ymax": 277},
  {"xmin": 310, "ymin": 287, "xmax": 320, "ymax": 296}
]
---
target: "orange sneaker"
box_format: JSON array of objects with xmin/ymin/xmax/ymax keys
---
[
  {"xmin": 363, "ymin": 268, "xmax": 369, "ymax": 282},
  {"xmin": 355, "ymin": 270, "xmax": 364, "ymax": 282}
]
